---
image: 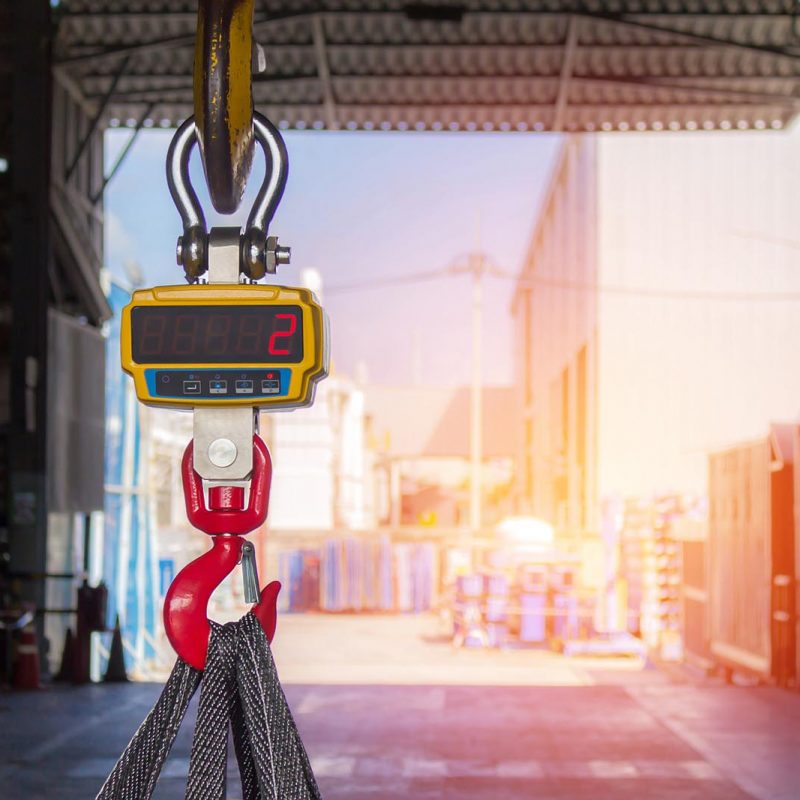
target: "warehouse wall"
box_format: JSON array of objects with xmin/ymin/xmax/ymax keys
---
[
  {"xmin": 513, "ymin": 135, "xmax": 599, "ymax": 534},
  {"xmin": 515, "ymin": 126, "xmax": 800, "ymax": 534},
  {"xmin": 597, "ymin": 127, "xmax": 800, "ymax": 498}
]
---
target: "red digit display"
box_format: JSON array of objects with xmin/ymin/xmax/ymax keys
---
[
  {"xmin": 268, "ymin": 313, "xmax": 298, "ymax": 356},
  {"xmin": 235, "ymin": 313, "xmax": 265, "ymax": 356},
  {"xmin": 173, "ymin": 314, "xmax": 198, "ymax": 355},
  {"xmin": 139, "ymin": 314, "xmax": 166, "ymax": 356},
  {"xmin": 205, "ymin": 313, "xmax": 231, "ymax": 354},
  {"xmin": 131, "ymin": 305, "xmax": 303, "ymax": 364}
]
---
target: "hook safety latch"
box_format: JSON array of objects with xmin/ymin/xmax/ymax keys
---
[{"xmin": 182, "ymin": 434, "xmax": 272, "ymax": 535}]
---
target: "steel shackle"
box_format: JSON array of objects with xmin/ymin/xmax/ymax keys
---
[{"xmin": 166, "ymin": 111, "xmax": 291, "ymax": 281}]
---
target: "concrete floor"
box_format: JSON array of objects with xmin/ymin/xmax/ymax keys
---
[{"xmin": 2, "ymin": 614, "xmax": 799, "ymax": 799}]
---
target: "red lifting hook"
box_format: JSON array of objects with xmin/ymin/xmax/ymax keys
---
[{"xmin": 164, "ymin": 435, "xmax": 280, "ymax": 670}]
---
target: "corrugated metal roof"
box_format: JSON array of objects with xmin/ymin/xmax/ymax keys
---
[{"xmin": 53, "ymin": 1, "xmax": 800, "ymax": 132}]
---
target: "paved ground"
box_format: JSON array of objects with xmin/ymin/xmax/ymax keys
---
[{"xmin": 2, "ymin": 614, "xmax": 799, "ymax": 799}]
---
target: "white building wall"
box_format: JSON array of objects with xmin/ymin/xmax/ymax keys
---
[
  {"xmin": 337, "ymin": 388, "xmax": 371, "ymax": 529},
  {"xmin": 263, "ymin": 383, "xmax": 336, "ymax": 530},
  {"xmin": 265, "ymin": 375, "xmax": 377, "ymax": 531},
  {"xmin": 596, "ymin": 127, "xmax": 800, "ymax": 497}
]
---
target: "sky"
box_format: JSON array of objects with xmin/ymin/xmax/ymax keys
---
[{"xmin": 105, "ymin": 129, "xmax": 562, "ymax": 387}]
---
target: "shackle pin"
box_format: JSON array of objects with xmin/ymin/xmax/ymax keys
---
[{"xmin": 167, "ymin": 111, "xmax": 291, "ymax": 282}]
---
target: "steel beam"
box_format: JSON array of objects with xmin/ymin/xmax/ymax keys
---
[
  {"xmin": 64, "ymin": 56, "xmax": 129, "ymax": 183},
  {"xmin": 575, "ymin": 10, "xmax": 800, "ymax": 64},
  {"xmin": 311, "ymin": 16, "xmax": 339, "ymax": 130},
  {"xmin": 84, "ymin": 75, "xmax": 800, "ymax": 112},
  {"xmin": 52, "ymin": 66, "xmax": 97, "ymax": 118},
  {"xmin": 90, "ymin": 102, "xmax": 155, "ymax": 204},
  {"xmin": 552, "ymin": 15, "xmax": 578, "ymax": 133}
]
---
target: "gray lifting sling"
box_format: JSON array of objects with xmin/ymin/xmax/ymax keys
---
[{"xmin": 96, "ymin": 613, "xmax": 321, "ymax": 800}]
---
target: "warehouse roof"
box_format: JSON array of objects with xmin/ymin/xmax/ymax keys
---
[
  {"xmin": 53, "ymin": 1, "xmax": 800, "ymax": 133},
  {"xmin": 770, "ymin": 422, "xmax": 797, "ymax": 467}
]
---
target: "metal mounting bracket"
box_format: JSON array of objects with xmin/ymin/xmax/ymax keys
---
[{"xmin": 190, "ymin": 227, "xmax": 255, "ymax": 482}]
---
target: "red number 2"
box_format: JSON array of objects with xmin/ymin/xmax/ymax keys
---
[{"xmin": 268, "ymin": 313, "xmax": 297, "ymax": 356}]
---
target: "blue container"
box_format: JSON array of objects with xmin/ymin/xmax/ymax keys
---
[
  {"xmin": 487, "ymin": 622, "xmax": 508, "ymax": 648},
  {"xmin": 457, "ymin": 574, "xmax": 483, "ymax": 598},
  {"xmin": 552, "ymin": 593, "xmax": 579, "ymax": 640},
  {"xmin": 378, "ymin": 537, "xmax": 393, "ymax": 610},
  {"xmin": 485, "ymin": 595, "xmax": 508, "ymax": 623},
  {"xmin": 278, "ymin": 549, "xmax": 321, "ymax": 612},
  {"xmin": 519, "ymin": 593, "xmax": 547, "ymax": 642},
  {"xmin": 483, "ymin": 573, "xmax": 510, "ymax": 597},
  {"xmin": 300, "ymin": 550, "xmax": 320, "ymax": 611}
]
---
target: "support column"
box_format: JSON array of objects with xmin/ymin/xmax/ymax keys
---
[{"xmin": 8, "ymin": 1, "xmax": 53, "ymax": 619}]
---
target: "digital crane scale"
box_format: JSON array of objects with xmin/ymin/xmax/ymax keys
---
[{"xmin": 121, "ymin": 283, "xmax": 329, "ymax": 410}]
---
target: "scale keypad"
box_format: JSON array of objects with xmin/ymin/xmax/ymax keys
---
[{"xmin": 150, "ymin": 369, "xmax": 285, "ymax": 399}]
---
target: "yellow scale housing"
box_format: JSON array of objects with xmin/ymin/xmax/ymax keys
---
[{"xmin": 121, "ymin": 284, "xmax": 328, "ymax": 409}]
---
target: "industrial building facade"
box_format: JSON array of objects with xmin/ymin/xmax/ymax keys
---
[
  {"xmin": 513, "ymin": 127, "xmax": 800, "ymax": 535},
  {"xmin": 512, "ymin": 136, "xmax": 599, "ymax": 535}
]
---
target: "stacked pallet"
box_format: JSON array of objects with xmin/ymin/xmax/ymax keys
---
[
  {"xmin": 484, "ymin": 574, "xmax": 510, "ymax": 647},
  {"xmin": 453, "ymin": 564, "xmax": 580, "ymax": 649},
  {"xmin": 453, "ymin": 575, "xmax": 487, "ymax": 648},
  {"xmin": 514, "ymin": 566, "xmax": 548, "ymax": 644}
]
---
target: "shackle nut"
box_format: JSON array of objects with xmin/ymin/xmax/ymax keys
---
[
  {"xmin": 242, "ymin": 231, "xmax": 291, "ymax": 280},
  {"xmin": 267, "ymin": 237, "xmax": 292, "ymax": 274}
]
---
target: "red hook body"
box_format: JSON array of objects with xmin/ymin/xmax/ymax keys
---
[
  {"xmin": 164, "ymin": 537, "xmax": 280, "ymax": 670},
  {"xmin": 165, "ymin": 434, "xmax": 280, "ymax": 670}
]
